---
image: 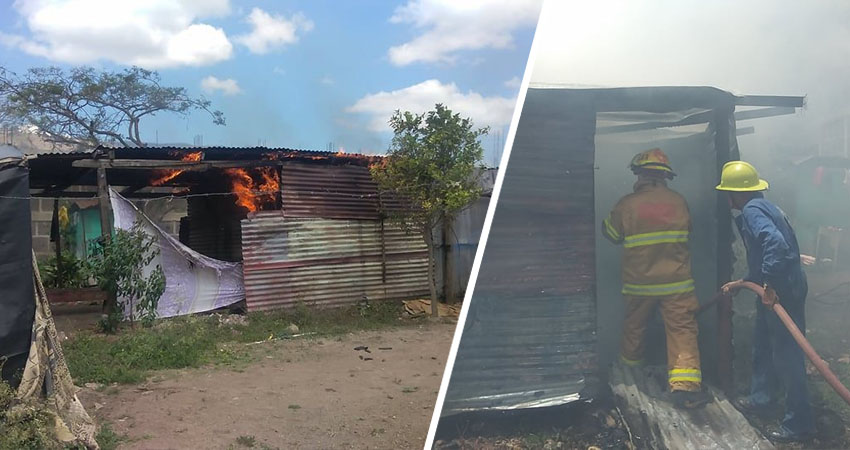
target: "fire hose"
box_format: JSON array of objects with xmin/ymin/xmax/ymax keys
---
[{"xmin": 697, "ymin": 281, "xmax": 850, "ymax": 406}]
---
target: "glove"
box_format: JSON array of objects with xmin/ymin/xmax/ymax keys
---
[{"xmin": 762, "ymin": 284, "xmax": 779, "ymax": 306}]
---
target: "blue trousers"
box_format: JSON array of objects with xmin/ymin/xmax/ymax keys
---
[{"xmin": 748, "ymin": 282, "xmax": 815, "ymax": 434}]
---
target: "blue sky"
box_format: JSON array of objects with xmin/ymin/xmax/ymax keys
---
[{"xmin": 0, "ymin": 0, "xmax": 541, "ymax": 162}]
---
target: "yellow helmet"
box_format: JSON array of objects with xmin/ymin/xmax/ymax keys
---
[
  {"xmin": 629, "ymin": 148, "xmax": 675, "ymax": 177},
  {"xmin": 715, "ymin": 161, "xmax": 769, "ymax": 192}
]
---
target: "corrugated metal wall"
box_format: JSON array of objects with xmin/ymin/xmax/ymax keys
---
[
  {"xmin": 441, "ymin": 89, "xmax": 600, "ymax": 414},
  {"xmin": 281, "ymin": 163, "xmax": 381, "ymax": 220},
  {"xmin": 241, "ymin": 213, "xmax": 430, "ymax": 311}
]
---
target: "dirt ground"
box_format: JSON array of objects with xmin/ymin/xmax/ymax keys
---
[{"xmin": 76, "ymin": 323, "xmax": 454, "ymax": 450}]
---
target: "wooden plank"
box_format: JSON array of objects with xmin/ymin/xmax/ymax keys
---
[
  {"xmin": 736, "ymin": 126, "xmax": 755, "ymax": 136},
  {"xmin": 611, "ymin": 364, "xmax": 774, "ymax": 450},
  {"xmin": 735, "ymin": 95, "xmax": 805, "ymax": 108},
  {"xmin": 72, "ymin": 159, "xmax": 284, "ymax": 170},
  {"xmin": 46, "ymin": 287, "xmax": 108, "ymax": 304},
  {"xmin": 735, "ymin": 107, "xmax": 797, "ymax": 121}
]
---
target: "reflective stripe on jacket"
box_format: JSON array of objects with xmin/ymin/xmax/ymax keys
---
[{"xmin": 602, "ymin": 178, "xmax": 695, "ymax": 296}]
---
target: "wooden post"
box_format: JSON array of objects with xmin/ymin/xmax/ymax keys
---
[
  {"xmin": 52, "ymin": 198, "xmax": 63, "ymax": 286},
  {"xmin": 442, "ymin": 216, "xmax": 454, "ymax": 303},
  {"xmin": 714, "ymin": 108, "xmax": 736, "ymax": 395},
  {"xmin": 97, "ymin": 166, "xmax": 112, "ymax": 239},
  {"xmin": 96, "ymin": 166, "xmax": 115, "ymax": 313},
  {"xmin": 426, "ymin": 228, "xmax": 439, "ymax": 318}
]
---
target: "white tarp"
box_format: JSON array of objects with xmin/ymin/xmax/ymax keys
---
[{"xmin": 109, "ymin": 189, "xmax": 244, "ymax": 318}]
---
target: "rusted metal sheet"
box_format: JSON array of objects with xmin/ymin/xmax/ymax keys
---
[
  {"xmin": 441, "ymin": 89, "xmax": 600, "ymax": 415},
  {"xmin": 241, "ymin": 212, "xmax": 429, "ymax": 311},
  {"xmin": 281, "ymin": 163, "xmax": 382, "ymax": 220}
]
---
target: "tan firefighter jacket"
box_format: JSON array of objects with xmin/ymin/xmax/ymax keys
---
[{"xmin": 601, "ymin": 178, "xmax": 695, "ymax": 297}]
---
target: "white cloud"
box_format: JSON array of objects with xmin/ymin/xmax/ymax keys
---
[
  {"xmin": 201, "ymin": 76, "xmax": 241, "ymax": 95},
  {"xmin": 388, "ymin": 0, "xmax": 542, "ymax": 66},
  {"xmin": 319, "ymin": 75, "xmax": 335, "ymax": 85},
  {"xmin": 3, "ymin": 0, "xmax": 233, "ymax": 68},
  {"xmin": 347, "ymin": 79, "xmax": 516, "ymax": 132},
  {"xmin": 504, "ymin": 76, "xmax": 522, "ymax": 89},
  {"xmin": 272, "ymin": 66, "xmax": 286, "ymax": 76},
  {"xmin": 235, "ymin": 8, "xmax": 313, "ymax": 54}
]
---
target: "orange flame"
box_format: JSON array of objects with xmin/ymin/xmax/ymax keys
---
[
  {"xmin": 151, "ymin": 151, "xmax": 203, "ymax": 186},
  {"xmin": 225, "ymin": 166, "xmax": 280, "ymax": 213}
]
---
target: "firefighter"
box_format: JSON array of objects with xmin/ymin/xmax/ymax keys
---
[
  {"xmin": 718, "ymin": 161, "xmax": 815, "ymax": 443},
  {"xmin": 602, "ymin": 148, "xmax": 708, "ymax": 409}
]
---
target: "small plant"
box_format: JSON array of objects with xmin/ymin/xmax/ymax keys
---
[
  {"xmin": 38, "ymin": 251, "xmax": 90, "ymax": 289},
  {"xmin": 87, "ymin": 222, "xmax": 166, "ymax": 331},
  {"xmin": 288, "ymin": 404, "xmax": 301, "ymax": 410},
  {"xmin": 235, "ymin": 435, "xmax": 257, "ymax": 448},
  {"xmin": 95, "ymin": 422, "xmax": 126, "ymax": 450}
]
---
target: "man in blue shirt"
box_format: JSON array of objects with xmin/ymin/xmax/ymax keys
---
[{"xmin": 717, "ymin": 161, "xmax": 815, "ymax": 443}]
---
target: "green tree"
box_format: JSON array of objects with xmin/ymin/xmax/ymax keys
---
[
  {"xmin": 371, "ymin": 104, "xmax": 487, "ymax": 317},
  {"xmin": 0, "ymin": 65, "xmax": 224, "ymax": 149}
]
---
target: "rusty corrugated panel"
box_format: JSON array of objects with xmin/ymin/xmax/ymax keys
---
[
  {"xmin": 281, "ymin": 163, "xmax": 381, "ymax": 220},
  {"xmin": 441, "ymin": 89, "xmax": 599, "ymax": 415},
  {"xmin": 241, "ymin": 213, "xmax": 430, "ymax": 311}
]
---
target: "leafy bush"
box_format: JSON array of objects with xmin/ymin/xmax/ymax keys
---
[
  {"xmin": 87, "ymin": 222, "xmax": 166, "ymax": 332},
  {"xmin": 37, "ymin": 251, "xmax": 90, "ymax": 289}
]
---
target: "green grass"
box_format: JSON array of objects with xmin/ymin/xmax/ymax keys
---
[
  {"xmin": 234, "ymin": 435, "xmax": 256, "ymax": 448},
  {"xmin": 95, "ymin": 422, "xmax": 126, "ymax": 450},
  {"xmin": 64, "ymin": 301, "xmax": 410, "ymax": 384},
  {"xmin": 0, "ymin": 380, "xmax": 63, "ymax": 450}
]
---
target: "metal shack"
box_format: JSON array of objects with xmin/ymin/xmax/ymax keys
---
[
  {"xmin": 28, "ymin": 146, "xmax": 430, "ymax": 311},
  {"xmin": 440, "ymin": 86, "xmax": 805, "ymax": 415},
  {"xmin": 28, "ymin": 146, "xmax": 491, "ymax": 312}
]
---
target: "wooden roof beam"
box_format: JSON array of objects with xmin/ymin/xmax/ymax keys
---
[{"xmin": 71, "ymin": 159, "xmax": 284, "ymax": 170}]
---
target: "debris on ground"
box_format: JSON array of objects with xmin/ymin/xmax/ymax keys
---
[
  {"xmin": 403, "ymin": 299, "xmax": 460, "ymax": 318},
  {"xmin": 287, "ymin": 323, "xmax": 300, "ymax": 334},
  {"xmin": 216, "ymin": 313, "xmax": 248, "ymax": 327},
  {"xmin": 611, "ymin": 363, "xmax": 773, "ymax": 450},
  {"xmin": 435, "ymin": 398, "xmax": 634, "ymax": 450}
]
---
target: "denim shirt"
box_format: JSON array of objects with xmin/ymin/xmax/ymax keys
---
[{"xmin": 734, "ymin": 193, "xmax": 805, "ymax": 296}]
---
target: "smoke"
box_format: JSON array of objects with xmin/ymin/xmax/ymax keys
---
[
  {"xmin": 532, "ymin": 0, "xmax": 850, "ymax": 159},
  {"xmin": 532, "ymin": 1, "xmax": 850, "ymax": 369}
]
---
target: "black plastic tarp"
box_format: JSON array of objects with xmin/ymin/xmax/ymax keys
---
[{"xmin": 0, "ymin": 145, "xmax": 34, "ymax": 387}]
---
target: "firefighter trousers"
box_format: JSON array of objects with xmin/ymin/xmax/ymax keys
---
[{"xmin": 620, "ymin": 292, "xmax": 702, "ymax": 392}]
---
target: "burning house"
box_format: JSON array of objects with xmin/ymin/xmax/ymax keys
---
[{"xmin": 26, "ymin": 146, "xmax": 443, "ymax": 312}]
